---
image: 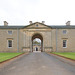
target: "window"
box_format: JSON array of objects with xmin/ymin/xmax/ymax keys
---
[
  {"xmin": 8, "ymin": 31, "xmax": 12, "ymax": 35},
  {"xmin": 63, "ymin": 30, "xmax": 67, "ymax": 34},
  {"xmin": 63, "ymin": 40, "xmax": 67, "ymax": 48},
  {"xmin": 36, "ymin": 24, "xmax": 38, "ymax": 27},
  {"xmin": 8, "ymin": 40, "xmax": 12, "ymax": 48}
]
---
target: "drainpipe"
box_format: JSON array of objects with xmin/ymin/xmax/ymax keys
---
[
  {"xmin": 17, "ymin": 28, "xmax": 19, "ymax": 52},
  {"xmin": 50, "ymin": 30, "xmax": 53, "ymax": 51},
  {"xmin": 56, "ymin": 28, "xmax": 58, "ymax": 52},
  {"xmin": 24, "ymin": 32, "xmax": 25, "ymax": 47}
]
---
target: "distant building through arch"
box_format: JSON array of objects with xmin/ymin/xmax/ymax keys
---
[{"xmin": 32, "ymin": 33, "xmax": 43, "ymax": 52}]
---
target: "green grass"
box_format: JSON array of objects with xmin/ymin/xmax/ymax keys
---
[
  {"xmin": 52, "ymin": 52, "xmax": 75, "ymax": 60},
  {"xmin": 0, "ymin": 53, "xmax": 23, "ymax": 62}
]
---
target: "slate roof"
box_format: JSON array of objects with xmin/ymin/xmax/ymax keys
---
[
  {"xmin": 50, "ymin": 25, "xmax": 75, "ymax": 29},
  {"xmin": 0, "ymin": 25, "xmax": 75, "ymax": 29},
  {"xmin": 0, "ymin": 26, "xmax": 24, "ymax": 29}
]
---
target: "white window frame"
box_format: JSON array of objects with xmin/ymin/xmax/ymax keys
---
[
  {"xmin": 7, "ymin": 40, "xmax": 13, "ymax": 48},
  {"xmin": 8, "ymin": 30, "xmax": 13, "ymax": 35},
  {"xmin": 63, "ymin": 40, "xmax": 67, "ymax": 48}
]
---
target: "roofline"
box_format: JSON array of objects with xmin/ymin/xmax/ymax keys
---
[{"xmin": 0, "ymin": 24, "xmax": 75, "ymax": 29}]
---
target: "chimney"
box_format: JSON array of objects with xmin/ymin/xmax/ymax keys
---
[
  {"xmin": 29, "ymin": 21, "xmax": 32, "ymax": 24},
  {"xmin": 4, "ymin": 21, "xmax": 8, "ymax": 26},
  {"xmin": 66, "ymin": 21, "xmax": 70, "ymax": 26},
  {"xmin": 42, "ymin": 21, "xmax": 45, "ymax": 24}
]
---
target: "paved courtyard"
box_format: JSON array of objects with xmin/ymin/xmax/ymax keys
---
[{"xmin": 0, "ymin": 52, "xmax": 75, "ymax": 75}]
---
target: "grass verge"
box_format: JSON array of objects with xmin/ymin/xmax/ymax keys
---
[
  {"xmin": 0, "ymin": 53, "xmax": 24, "ymax": 62},
  {"xmin": 51, "ymin": 52, "xmax": 75, "ymax": 60}
]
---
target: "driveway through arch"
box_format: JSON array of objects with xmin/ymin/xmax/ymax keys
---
[
  {"xmin": 32, "ymin": 33, "xmax": 43, "ymax": 52},
  {"xmin": 0, "ymin": 52, "xmax": 75, "ymax": 75}
]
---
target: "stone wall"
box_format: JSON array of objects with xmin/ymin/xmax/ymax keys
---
[
  {"xmin": 0, "ymin": 23, "xmax": 75, "ymax": 52},
  {"xmin": 0, "ymin": 29, "xmax": 18, "ymax": 52}
]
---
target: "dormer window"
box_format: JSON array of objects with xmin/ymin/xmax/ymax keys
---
[
  {"xmin": 63, "ymin": 30, "xmax": 67, "ymax": 34},
  {"xmin": 8, "ymin": 31, "xmax": 12, "ymax": 35}
]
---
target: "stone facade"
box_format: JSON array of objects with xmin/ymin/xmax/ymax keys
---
[{"xmin": 0, "ymin": 21, "xmax": 75, "ymax": 52}]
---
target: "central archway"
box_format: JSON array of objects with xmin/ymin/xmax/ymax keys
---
[{"xmin": 32, "ymin": 33, "xmax": 43, "ymax": 52}]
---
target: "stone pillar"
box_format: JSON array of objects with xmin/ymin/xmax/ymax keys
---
[
  {"xmin": 30, "ymin": 36, "xmax": 32, "ymax": 52},
  {"xmin": 56, "ymin": 28, "xmax": 58, "ymax": 52}
]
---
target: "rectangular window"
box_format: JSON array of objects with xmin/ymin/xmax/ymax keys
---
[
  {"xmin": 8, "ymin": 40, "xmax": 12, "ymax": 48},
  {"xmin": 63, "ymin": 40, "xmax": 67, "ymax": 48},
  {"xmin": 8, "ymin": 31, "xmax": 12, "ymax": 35}
]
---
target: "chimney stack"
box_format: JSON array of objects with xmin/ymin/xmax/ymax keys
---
[
  {"xmin": 29, "ymin": 21, "xmax": 32, "ymax": 24},
  {"xmin": 4, "ymin": 21, "xmax": 8, "ymax": 26},
  {"xmin": 42, "ymin": 21, "xmax": 45, "ymax": 24},
  {"xmin": 66, "ymin": 21, "xmax": 70, "ymax": 26}
]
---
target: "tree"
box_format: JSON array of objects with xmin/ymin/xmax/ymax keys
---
[{"xmin": 33, "ymin": 41, "xmax": 41, "ymax": 45}]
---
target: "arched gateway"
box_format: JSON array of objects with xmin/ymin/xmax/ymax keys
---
[
  {"xmin": 32, "ymin": 33, "xmax": 43, "ymax": 52},
  {"xmin": 23, "ymin": 22, "xmax": 52, "ymax": 52}
]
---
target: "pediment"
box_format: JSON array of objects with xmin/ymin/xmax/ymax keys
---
[{"xmin": 24, "ymin": 22, "xmax": 51, "ymax": 29}]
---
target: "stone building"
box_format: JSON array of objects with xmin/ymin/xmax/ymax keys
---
[
  {"xmin": 0, "ymin": 21, "xmax": 75, "ymax": 52},
  {"xmin": 33, "ymin": 44, "xmax": 41, "ymax": 52}
]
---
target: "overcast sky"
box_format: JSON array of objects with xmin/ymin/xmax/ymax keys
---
[{"xmin": 0, "ymin": 0, "xmax": 75, "ymax": 26}]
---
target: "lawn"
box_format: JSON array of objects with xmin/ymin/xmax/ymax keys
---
[
  {"xmin": 0, "ymin": 53, "xmax": 23, "ymax": 62},
  {"xmin": 52, "ymin": 52, "xmax": 75, "ymax": 60}
]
